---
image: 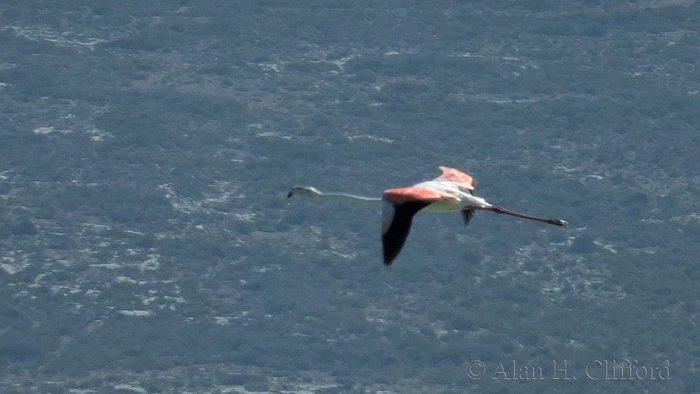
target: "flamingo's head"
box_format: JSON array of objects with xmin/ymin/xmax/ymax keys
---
[{"xmin": 287, "ymin": 187, "xmax": 321, "ymax": 198}]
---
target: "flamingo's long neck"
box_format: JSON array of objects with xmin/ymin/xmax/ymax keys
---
[
  {"xmin": 486, "ymin": 206, "xmax": 568, "ymax": 226},
  {"xmin": 298, "ymin": 190, "xmax": 383, "ymax": 207}
]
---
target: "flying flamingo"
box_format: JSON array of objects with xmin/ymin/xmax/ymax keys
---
[{"xmin": 288, "ymin": 166, "xmax": 567, "ymax": 265}]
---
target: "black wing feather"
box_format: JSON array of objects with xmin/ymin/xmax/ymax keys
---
[
  {"xmin": 382, "ymin": 201, "xmax": 429, "ymax": 265},
  {"xmin": 462, "ymin": 209, "xmax": 474, "ymax": 227}
]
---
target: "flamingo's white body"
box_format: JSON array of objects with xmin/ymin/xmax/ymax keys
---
[{"xmin": 288, "ymin": 166, "xmax": 567, "ymax": 265}]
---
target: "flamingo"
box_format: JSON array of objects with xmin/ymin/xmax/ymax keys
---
[{"xmin": 288, "ymin": 166, "xmax": 567, "ymax": 265}]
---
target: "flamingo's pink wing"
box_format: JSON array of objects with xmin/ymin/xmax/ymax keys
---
[
  {"xmin": 435, "ymin": 166, "xmax": 477, "ymax": 192},
  {"xmin": 382, "ymin": 187, "xmax": 454, "ymax": 205},
  {"xmin": 381, "ymin": 187, "xmax": 456, "ymax": 265}
]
